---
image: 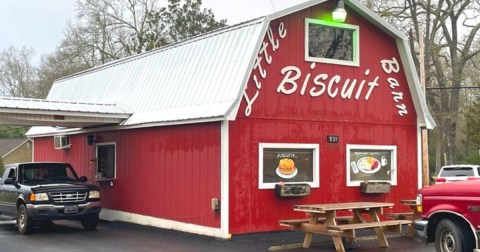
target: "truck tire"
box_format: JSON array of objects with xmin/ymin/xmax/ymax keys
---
[
  {"xmin": 17, "ymin": 204, "xmax": 34, "ymax": 234},
  {"xmin": 434, "ymin": 219, "xmax": 473, "ymax": 252},
  {"xmin": 81, "ymin": 214, "xmax": 99, "ymax": 230}
]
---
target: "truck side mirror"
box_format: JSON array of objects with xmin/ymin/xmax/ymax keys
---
[
  {"xmin": 4, "ymin": 177, "xmax": 20, "ymax": 188},
  {"xmin": 79, "ymin": 176, "xmax": 88, "ymax": 182},
  {"xmin": 4, "ymin": 178, "xmax": 13, "ymax": 185}
]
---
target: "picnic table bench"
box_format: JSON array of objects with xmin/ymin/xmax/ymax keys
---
[
  {"xmin": 279, "ymin": 215, "xmax": 353, "ymax": 227},
  {"xmin": 280, "ymin": 202, "xmax": 411, "ymax": 252},
  {"xmin": 385, "ymin": 199, "xmax": 419, "ymax": 237}
]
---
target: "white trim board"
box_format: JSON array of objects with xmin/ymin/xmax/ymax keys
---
[{"xmin": 100, "ymin": 209, "xmax": 229, "ymax": 238}]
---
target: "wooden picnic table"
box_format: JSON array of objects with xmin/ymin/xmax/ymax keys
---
[{"xmin": 280, "ymin": 202, "xmax": 411, "ymax": 252}]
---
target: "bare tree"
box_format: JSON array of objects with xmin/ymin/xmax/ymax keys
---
[
  {"xmin": 431, "ymin": 0, "xmax": 480, "ymax": 166},
  {"xmin": 1, "ymin": 0, "xmax": 227, "ymax": 101},
  {"xmin": 59, "ymin": 0, "xmax": 226, "ymax": 67},
  {"xmin": 64, "ymin": 0, "xmax": 171, "ymax": 66},
  {"xmin": 36, "ymin": 49, "xmax": 90, "ymax": 99},
  {"xmin": 362, "ymin": 0, "xmax": 480, "ymax": 169},
  {"xmin": 0, "ymin": 46, "xmax": 38, "ymax": 98}
]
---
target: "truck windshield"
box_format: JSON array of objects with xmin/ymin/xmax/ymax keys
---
[{"xmin": 18, "ymin": 163, "xmax": 80, "ymax": 183}]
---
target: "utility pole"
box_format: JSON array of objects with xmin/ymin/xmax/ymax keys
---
[{"xmin": 419, "ymin": 28, "xmax": 429, "ymax": 187}]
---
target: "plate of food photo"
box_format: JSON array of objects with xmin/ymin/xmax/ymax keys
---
[
  {"xmin": 276, "ymin": 158, "xmax": 298, "ymax": 179},
  {"xmin": 357, "ymin": 156, "xmax": 381, "ymax": 174}
]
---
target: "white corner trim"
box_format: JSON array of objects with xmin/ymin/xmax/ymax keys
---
[
  {"xmin": 417, "ymin": 127, "xmax": 423, "ymax": 190},
  {"xmin": 220, "ymin": 120, "xmax": 230, "ymax": 238},
  {"xmin": 100, "ymin": 209, "xmax": 228, "ymax": 238}
]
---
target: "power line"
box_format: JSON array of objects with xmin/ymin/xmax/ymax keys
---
[{"xmin": 426, "ymin": 86, "xmax": 480, "ymax": 90}]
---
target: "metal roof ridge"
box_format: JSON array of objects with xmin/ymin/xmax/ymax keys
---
[
  {"xmin": 267, "ymin": 0, "xmax": 324, "ymax": 20},
  {"xmin": 345, "ymin": 0, "xmax": 407, "ymax": 40},
  {"xmin": 53, "ymin": 17, "xmax": 267, "ymax": 84},
  {"xmin": 263, "ymin": 0, "xmax": 406, "ymax": 40},
  {"xmin": 0, "ymin": 96, "xmax": 134, "ymax": 115},
  {"xmin": 0, "ymin": 96, "xmax": 120, "ymax": 107}
]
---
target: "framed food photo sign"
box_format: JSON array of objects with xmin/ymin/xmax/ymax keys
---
[
  {"xmin": 259, "ymin": 143, "xmax": 319, "ymax": 189},
  {"xmin": 346, "ymin": 144, "xmax": 397, "ymax": 186}
]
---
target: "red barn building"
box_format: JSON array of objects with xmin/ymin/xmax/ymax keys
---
[{"xmin": 0, "ymin": 0, "xmax": 434, "ymax": 237}]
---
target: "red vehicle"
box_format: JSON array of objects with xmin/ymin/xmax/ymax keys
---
[{"xmin": 414, "ymin": 180, "xmax": 480, "ymax": 252}]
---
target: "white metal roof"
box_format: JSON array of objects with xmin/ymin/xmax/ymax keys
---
[
  {"xmin": 25, "ymin": 17, "xmax": 268, "ymax": 135},
  {"xmin": 46, "ymin": 18, "xmax": 268, "ymax": 125},
  {"xmin": 0, "ymin": 96, "xmax": 131, "ymax": 128},
  {"xmin": 0, "ymin": 96, "xmax": 131, "ymax": 115}
]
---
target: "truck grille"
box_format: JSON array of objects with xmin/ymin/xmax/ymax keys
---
[{"xmin": 51, "ymin": 192, "xmax": 87, "ymax": 203}]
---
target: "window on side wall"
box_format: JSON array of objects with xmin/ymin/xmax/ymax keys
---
[
  {"xmin": 96, "ymin": 143, "xmax": 116, "ymax": 179},
  {"xmin": 305, "ymin": 18, "xmax": 359, "ymax": 66}
]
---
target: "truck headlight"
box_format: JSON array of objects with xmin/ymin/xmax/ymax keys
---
[
  {"xmin": 416, "ymin": 194, "xmax": 423, "ymax": 213},
  {"xmin": 30, "ymin": 193, "xmax": 49, "ymax": 202},
  {"xmin": 89, "ymin": 190, "xmax": 100, "ymax": 199}
]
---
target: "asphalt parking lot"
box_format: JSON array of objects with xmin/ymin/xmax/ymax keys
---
[{"xmin": 0, "ymin": 220, "xmax": 434, "ymax": 252}]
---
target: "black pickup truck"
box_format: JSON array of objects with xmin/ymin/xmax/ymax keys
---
[{"xmin": 0, "ymin": 162, "xmax": 101, "ymax": 234}]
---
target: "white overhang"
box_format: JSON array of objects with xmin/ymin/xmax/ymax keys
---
[{"xmin": 0, "ymin": 96, "xmax": 132, "ymax": 128}]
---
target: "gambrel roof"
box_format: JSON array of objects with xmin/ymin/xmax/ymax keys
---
[
  {"xmin": 0, "ymin": 0, "xmax": 434, "ymax": 136},
  {"xmin": 46, "ymin": 17, "xmax": 268, "ymax": 127}
]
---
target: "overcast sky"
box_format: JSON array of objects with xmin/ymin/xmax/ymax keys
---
[{"xmin": 0, "ymin": 0, "xmax": 308, "ymax": 65}]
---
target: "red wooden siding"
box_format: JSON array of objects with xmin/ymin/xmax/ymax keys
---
[
  {"xmin": 241, "ymin": 4, "xmax": 416, "ymax": 124},
  {"xmin": 230, "ymin": 3, "xmax": 420, "ymax": 234},
  {"xmin": 229, "ymin": 119, "xmax": 418, "ymax": 234},
  {"xmin": 34, "ymin": 122, "xmax": 221, "ymax": 228}
]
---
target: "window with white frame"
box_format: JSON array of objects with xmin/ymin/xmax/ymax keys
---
[
  {"xmin": 346, "ymin": 144, "xmax": 397, "ymax": 186},
  {"xmin": 96, "ymin": 143, "xmax": 116, "ymax": 179},
  {"xmin": 305, "ymin": 18, "xmax": 359, "ymax": 66},
  {"xmin": 259, "ymin": 143, "xmax": 319, "ymax": 189}
]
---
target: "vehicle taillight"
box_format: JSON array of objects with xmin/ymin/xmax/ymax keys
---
[{"xmin": 435, "ymin": 177, "xmax": 447, "ymax": 183}]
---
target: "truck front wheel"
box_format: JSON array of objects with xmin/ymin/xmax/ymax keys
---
[
  {"xmin": 435, "ymin": 219, "xmax": 473, "ymax": 252},
  {"xmin": 81, "ymin": 214, "xmax": 99, "ymax": 230},
  {"xmin": 17, "ymin": 204, "xmax": 34, "ymax": 234}
]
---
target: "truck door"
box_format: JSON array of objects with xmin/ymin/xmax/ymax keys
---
[
  {"xmin": 1, "ymin": 167, "xmax": 18, "ymax": 215},
  {"xmin": 0, "ymin": 167, "xmax": 16, "ymax": 214}
]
